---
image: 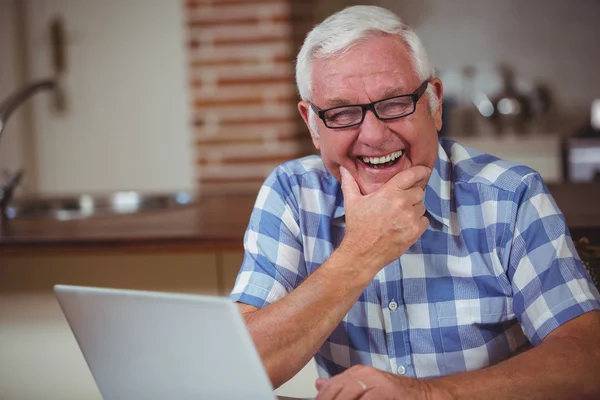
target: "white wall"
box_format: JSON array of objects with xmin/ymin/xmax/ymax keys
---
[
  {"xmin": 24, "ymin": 0, "xmax": 195, "ymax": 195},
  {"xmin": 0, "ymin": 0, "xmax": 29, "ymax": 189}
]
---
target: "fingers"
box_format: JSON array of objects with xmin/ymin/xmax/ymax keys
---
[
  {"xmin": 404, "ymin": 186, "xmax": 425, "ymax": 206},
  {"xmin": 385, "ymin": 165, "xmax": 431, "ymax": 191},
  {"xmin": 315, "ymin": 379, "xmax": 343, "ymax": 400},
  {"xmin": 414, "ymin": 201, "xmax": 426, "ymax": 217},
  {"xmin": 316, "ymin": 366, "xmax": 378, "ymax": 400},
  {"xmin": 316, "ymin": 378, "xmax": 367, "ymax": 400},
  {"xmin": 339, "ymin": 166, "xmax": 361, "ymax": 201},
  {"xmin": 420, "ymin": 215, "xmax": 430, "ymax": 230},
  {"xmin": 331, "ymin": 382, "xmax": 367, "ymax": 400},
  {"xmin": 316, "ymin": 378, "xmax": 328, "ymax": 391}
]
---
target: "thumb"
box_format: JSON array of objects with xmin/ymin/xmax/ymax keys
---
[{"xmin": 339, "ymin": 166, "xmax": 361, "ymax": 200}]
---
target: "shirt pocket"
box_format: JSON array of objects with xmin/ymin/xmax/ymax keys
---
[{"xmin": 436, "ymin": 296, "xmax": 521, "ymax": 375}]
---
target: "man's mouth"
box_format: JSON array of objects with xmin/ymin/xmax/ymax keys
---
[{"xmin": 358, "ymin": 150, "xmax": 404, "ymax": 169}]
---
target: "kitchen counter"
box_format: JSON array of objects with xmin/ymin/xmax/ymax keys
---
[
  {"xmin": 0, "ymin": 195, "xmax": 256, "ymax": 253},
  {"xmin": 1, "ymin": 184, "xmax": 599, "ymax": 253},
  {"xmin": 545, "ymin": 183, "xmax": 600, "ymax": 239}
]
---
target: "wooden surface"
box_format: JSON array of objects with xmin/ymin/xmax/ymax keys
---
[
  {"xmin": 0, "ymin": 185, "xmax": 598, "ymax": 253},
  {"xmin": 0, "ymin": 195, "xmax": 256, "ymax": 253}
]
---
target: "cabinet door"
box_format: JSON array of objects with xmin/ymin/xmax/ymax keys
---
[
  {"xmin": 25, "ymin": 0, "xmax": 194, "ymax": 194},
  {"xmin": 0, "ymin": 251, "xmax": 218, "ymax": 400},
  {"xmin": 0, "ymin": 252, "xmax": 219, "ymax": 293},
  {"xmin": 220, "ymin": 251, "xmax": 245, "ymax": 295}
]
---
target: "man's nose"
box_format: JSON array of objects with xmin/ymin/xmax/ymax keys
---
[{"xmin": 358, "ymin": 110, "xmax": 390, "ymax": 146}]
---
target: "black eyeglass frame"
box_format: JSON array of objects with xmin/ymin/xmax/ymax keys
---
[{"xmin": 309, "ymin": 80, "xmax": 430, "ymax": 129}]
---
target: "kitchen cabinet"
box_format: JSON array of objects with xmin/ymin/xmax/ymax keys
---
[
  {"xmin": 221, "ymin": 251, "xmax": 245, "ymax": 294},
  {"xmin": 0, "ymin": 252, "xmax": 221, "ymax": 294},
  {"xmin": 23, "ymin": 0, "xmax": 194, "ymax": 195},
  {"xmin": 0, "ymin": 249, "xmax": 320, "ymax": 400},
  {"xmin": 0, "ymin": 249, "xmax": 242, "ymax": 400}
]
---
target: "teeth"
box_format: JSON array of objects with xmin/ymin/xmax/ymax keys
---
[{"xmin": 361, "ymin": 150, "xmax": 404, "ymax": 165}]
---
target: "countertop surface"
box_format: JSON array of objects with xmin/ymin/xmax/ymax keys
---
[
  {"xmin": 1, "ymin": 184, "xmax": 598, "ymax": 253},
  {"xmin": 0, "ymin": 195, "xmax": 256, "ymax": 252}
]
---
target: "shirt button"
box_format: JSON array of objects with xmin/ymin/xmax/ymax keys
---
[
  {"xmin": 397, "ymin": 365, "xmax": 406, "ymax": 375},
  {"xmin": 388, "ymin": 301, "xmax": 398, "ymax": 311}
]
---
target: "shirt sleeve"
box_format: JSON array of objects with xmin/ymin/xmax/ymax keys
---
[
  {"xmin": 507, "ymin": 172, "xmax": 600, "ymax": 345},
  {"xmin": 229, "ymin": 166, "xmax": 306, "ymax": 309}
]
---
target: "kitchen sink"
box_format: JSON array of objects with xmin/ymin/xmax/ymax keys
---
[{"xmin": 5, "ymin": 191, "xmax": 197, "ymax": 220}]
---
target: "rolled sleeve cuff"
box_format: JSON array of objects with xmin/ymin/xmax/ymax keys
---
[
  {"xmin": 229, "ymin": 271, "xmax": 289, "ymax": 309},
  {"xmin": 230, "ymin": 284, "xmax": 274, "ymax": 309},
  {"xmin": 528, "ymin": 293, "xmax": 600, "ymax": 345}
]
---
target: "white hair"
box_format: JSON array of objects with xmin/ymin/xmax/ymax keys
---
[{"xmin": 297, "ymin": 6, "xmax": 440, "ymax": 136}]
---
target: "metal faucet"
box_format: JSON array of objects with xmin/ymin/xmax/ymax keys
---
[
  {"xmin": 0, "ymin": 78, "xmax": 58, "ymax": 221},
  {"xmin": 0, "ymin": 78, "xmax": 57, "ymax": 143}
]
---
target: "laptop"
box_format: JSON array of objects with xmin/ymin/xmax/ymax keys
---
[{"xmin": 54, "ymin": 284, "xmax": 312, "ymax": 400}]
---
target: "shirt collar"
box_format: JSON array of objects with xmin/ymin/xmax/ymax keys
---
[
  {"xmin": 424, "ymin": 142, "xmax": 451, "ymax": 227},
  {"xmin": 333, "ymin": 141, "xmax": 451, "ymax": 227}
]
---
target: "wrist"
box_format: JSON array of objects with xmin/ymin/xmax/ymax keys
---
[
  {"xmin": 338, "ymin": 236, "xmax": 393, "ymax": 275},
  {"xmin": 328, "ymin": 242, "xmax": 377, "ymax": 286},
  {"xmin": 425, "ymin": 378, "xmax": 457, "ymax": 400}
]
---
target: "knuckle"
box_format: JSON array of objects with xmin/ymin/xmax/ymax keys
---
[
  {"xmin": 395, "ymin": 170, "xmax": 414, "ymax": 189},
  {"xmin": 412, "ymin": 188, "xmax": 424, "ymax": 203},
  {"xmin": 352, "ymin": 365, "xmax": 373, "ymax": 375},
  {"xmin": 396, "ymin": 196, "xmax": 408, "ymax": 208},
  {"xmin": 354, "ymin": 364, "xmax": 369, "ymax": 372},
  {"xmin": 347, "ymin": 365, "xmax": 363, "ymax": 373}
]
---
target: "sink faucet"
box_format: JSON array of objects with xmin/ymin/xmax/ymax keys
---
[
  {"xmin": 0, "ymin": 78, "xmax": 57, "ymax": 143},
  {"xmin": 0, "ymin": 78, "xmax": 58, "ymax": 222}
]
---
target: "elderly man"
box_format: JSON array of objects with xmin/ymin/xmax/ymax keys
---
[{"xmin": 230, "ymin": 5, "xmax": 600, "ymax": 400}]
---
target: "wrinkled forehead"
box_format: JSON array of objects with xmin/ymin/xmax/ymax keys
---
[{"xmin": 310, "ymin": 36, "xmax": 420, "ymax": 105}]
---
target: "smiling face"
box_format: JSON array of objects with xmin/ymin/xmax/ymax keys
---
[{"xmin": 298, "ymin": 34, "xmax": 443, "ymax": 195}]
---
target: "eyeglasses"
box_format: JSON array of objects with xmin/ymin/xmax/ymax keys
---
[{"xmin": 310, "ymin": 80, "xmax": 429, "ymax": 129}]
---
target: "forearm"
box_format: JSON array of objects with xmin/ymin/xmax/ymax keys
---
[
  {"xmin": 243, "ymin": 247, "xmax": 376, "ymax": 388},
  {"xmin": 432, "ymin": 333, "xmax": 600, "ymax": 400}
]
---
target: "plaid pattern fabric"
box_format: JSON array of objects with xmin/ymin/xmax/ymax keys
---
[{"xmin": 230, "ymin": 138, "xmax": 600, "ymax": 379}]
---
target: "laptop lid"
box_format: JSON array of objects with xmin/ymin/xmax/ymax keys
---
[{"xmin": 54, "ymin": 284, "xmax": 277, "ymax": 400}]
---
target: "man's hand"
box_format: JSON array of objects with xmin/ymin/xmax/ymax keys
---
[
  {"xmin": 314, "ymin": 365, "xmax": 447, "ymax": 400},
  {"xmin": 338, "ymin": 165, "xmax": 430, "ymax": 271}
]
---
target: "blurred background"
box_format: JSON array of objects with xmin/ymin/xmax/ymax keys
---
[
  {"xmin": 1, "ymin": 0, "xmax": 599, "ymax": 198},
  {"xmin": 0, "ymin": 0, "xmax": 599, "ymax": 399}
]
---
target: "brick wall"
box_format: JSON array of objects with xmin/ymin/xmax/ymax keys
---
[{"xmin": 184, "ymin": 0, "xmax": 316, "ymax": 195}]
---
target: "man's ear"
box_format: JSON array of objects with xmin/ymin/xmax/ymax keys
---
[
  {"xmin": 429, "ymin": 78, "xmax": 444, "ymax": 132},
  {"xmin": 298, "ymin": 101, "xmax": 320, "ymax": 151}
]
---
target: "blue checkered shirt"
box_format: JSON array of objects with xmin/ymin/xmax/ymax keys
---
[{"xmin": 230, "ymin": 138, "xmax": 600, "ymax": 378}]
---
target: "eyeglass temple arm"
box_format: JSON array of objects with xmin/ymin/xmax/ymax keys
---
[{"xmin": 416, "ymin": 80, "xmax": 429, "ymax": 98}]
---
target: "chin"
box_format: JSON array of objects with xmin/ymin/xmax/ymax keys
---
[{"xmin": 359, "ymin": 182, "xmax": 386, "ymax": 195}]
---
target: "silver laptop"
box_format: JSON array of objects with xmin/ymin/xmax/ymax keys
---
[{"xmin": 54, "ymin": 285, "xmax": 307, "ymax": 400}]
